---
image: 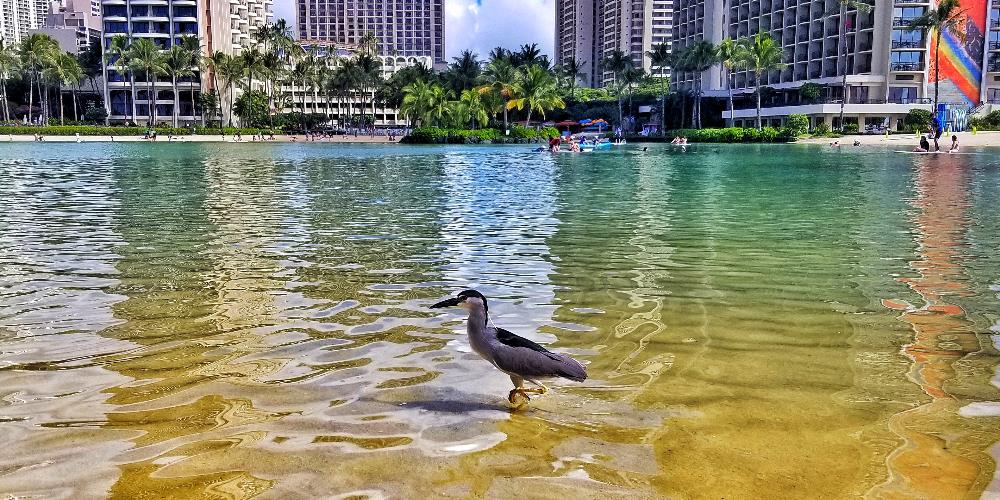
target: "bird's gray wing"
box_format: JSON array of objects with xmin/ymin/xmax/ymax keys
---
[
  {"xmin": 489, "ymin": 327, "xmax": 588, "ymax": 382},
  {"xmin": 494, "ymin": 328, "xmax": 561, "ymax": 360}
]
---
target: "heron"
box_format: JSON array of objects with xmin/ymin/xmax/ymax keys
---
[{"xmin": 430, "ymin": 289, "xmax": 587, "ymax": 404}]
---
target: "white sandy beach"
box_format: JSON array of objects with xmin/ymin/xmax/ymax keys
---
[{"xmin": 0, "ymin": 133, "xmax": 403, "ymax": 143}]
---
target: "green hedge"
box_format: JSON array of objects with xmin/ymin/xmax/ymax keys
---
[
  {"xmin": 665, "ymin": 127, "xmax": 794, "ymax": 143},
  {"xmin": 0, "ymin": 126, "xmax": 279, "ymax": 136},
  {"xmin": 401, "ymin": 126, "xmax": 560, "ymax": 144},
  {"xmin": 970, "ymin": 110, "xmax": 1000, "ymax": 131}
]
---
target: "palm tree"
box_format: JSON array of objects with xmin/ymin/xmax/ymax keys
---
[
  {"xmin": 359, "ymin": 32, "xmax": 381, "ymax": 57},
  {"xmin": 835, "ymin": 0, "xmax": 873, "ymax": 129},
  {"xmin": 619, "ymin": 64, "xmax": 647, "ymax": 133},
  {"xmin": 684, "ymin": 40, "xmax": 719, "ymax": 129},
  {"xmin": 127, "ymin": 38, "xmax": 166, "ymax": 126},
  {"xmin": 507, "ymin": 64, "xmax": 565, "ymax": 126},
  {"xmin": 179, "ymin": 36, "xmax": 202, "ymax": 127},
  {"xmin": 19, "ymin": 33, "xmax": 59, "ymax": 124},
  {"xmin": 401, "ymin": 80, "xmax": 450, "ymax": 126},
  {"xmin": 514, "ymin": 43, "xmax": 543, "ymax": 67},
  {"xmin": 206, "ymin": 51, "xmax": 240, "ymax": 127},
  {"xmin": 646, "ymin": 43, "xmax": 670, "ymax": 135},
  {"xmin": 240, "ymin": 47, "xmax": 265, "ymax": 93},
  {"xmin": 560, "ymin": 57, "xmax": 585, "ymax": 98},
  {"xmin": 602, "ymin": 50, "xmax": 631, "ymax": 126},
  {"xmin": 738, "ymin": 33, "xmax": 786, "ymax": 129},
  {"xmin": 459, "ymin": 89, "xmax": 489, "ymax": 129},
  {"xmin": 217, "ymin": 54, "xmax": 244, "ymax": 127},
  {"xmin": 479, "ymin": 58, "xmax": 517, "ymax": 129},
  {"xmin": 446, "ymin": 50, "xmax": 481, "ymax": 93},
  {"xmin": 355, "ymin": 54, "xmax": 382, "ymax": 128},
  {"xmin": 43, "ymin": 51, "xmax": 83, "ymax": 124},
  {"xmin": 290, "ymin": 60, "xmax": 312, "ymax": 128},
  {"xmin": 907, "ymin": 0, "xmax": 965, "ymax": 127},
  {"xmin": 717, "ymin": 37, "xmax": 744, "ymax": 128},
  {"xmin": 105, "ymin": 34, "xmax": 133, "ymax": 124},
  {"xmin": 164, "ymin": 45, "xmax": 194, "ymax": 127},
  {"xmin": 0, "ymin": 39, "xmax": 17, "ymax": 122},
  {"xmin": 488, "ymin": 46, "xmax": 510, "ymax": 65}
]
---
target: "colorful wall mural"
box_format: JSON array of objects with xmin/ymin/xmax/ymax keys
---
[{"xmin": 927, "ymin": 0, "xmax": 988, "ymax": 106}]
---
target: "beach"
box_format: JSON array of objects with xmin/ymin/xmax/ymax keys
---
[{"xmin": 796, "ymin": 130, "xmax": 1000, "ymax": 147}]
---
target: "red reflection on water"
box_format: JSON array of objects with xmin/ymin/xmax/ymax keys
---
[{"xmin": 877, "ymin": 159, "xmax": 983, "ymax": 497}]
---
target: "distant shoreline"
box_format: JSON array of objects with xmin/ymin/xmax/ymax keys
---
[
  {"xmin": 794, "ymin": 130, "xmax": 999, "ymax": 148},
  {"xmin": 0, "ymin": 134, "xmax": 403, "ymax": 144}
]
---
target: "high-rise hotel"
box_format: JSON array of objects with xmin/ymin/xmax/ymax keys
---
[
  {"xmin": 672, "ymin": 0, "xmax": 1000, "ymax": 130},
  {"xmin": 555, "ymin": 0, "xmax": 674, "ymax": 87},
  {"xmin": 101, "ymin": 0, "xmax": 272, "ymax": 124},
  {"xmin": 295, "ymin": 0, "xmax": 446, "ymax": 64},
  {"xmin": 1, "ymin": 0, "xmax": 50, "ymax": 44}
]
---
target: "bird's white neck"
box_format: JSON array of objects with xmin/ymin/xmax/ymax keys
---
[{"xmin": 466, "ymin": 306, "xmax": 492, "ymax": 350}]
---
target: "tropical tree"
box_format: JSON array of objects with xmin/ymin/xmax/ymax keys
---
[
  {"xmin": 478, "ymin": 58, "xmax": 517, "ymax": 128},
  {"xmin": 19, "ymin": 33, "xmax": 60, "ymax": 124},
  {"xmin": 907, "ymin": 0, "xmax": 965, "ymax": 128},
  {"xmin": 717, "ymin": 37, "xmax": 745, "ymax": 127},
  {"xmin": 602, "ymin": 50, "xmax": 631, "ymax": 126},
  {"xmin": 105, "ymin": 34, "xmax": 134, "ymax": 124},
  {"xmin": 684, "ymin": 40, "xmax": 719, "ymax": 129},
  {"xmin": 401, "ymin": 80, "xmax": 450, "ymax": 126},
  {"xmin": 560, "ymin": 57, "xmax": 585, "ymax": 98},
  {"xmin": 513, "ymin": 43, "xmax": 543, "ymax": 67},
  {"xmin": 445, "ymin": 50, "xmax": 481, "ymax": 93},
  {"xmin": 179, "ymin": 36, "xmax": 202, "ymax": 127},
  {"xmin": 43, "ymin": 51, "xmax": 83, "ymax": 123},
  {"xmin": 488, "ymin": 46, "xmax": 510, "ymax": 65},
  {"xmin": 738, "ymin": 33, "xmax": 786, "ymax": 129},
  {"xmin": 506, "ymin": 64, "xmax": 565, "ymax": 126},
  {"xmin": 0, "ymin": 39, "xmax": 17, "ymax": 122},
  {"xmin": 127, "ymin": 38, "xmax": 166, "ymax": 126},
  {"xmin": 836, "ymin": 0, "xmax": 872, "ymax": 129},
  {"xmin": 645, "ymin": 43, "xmax": 670, "ymax": 135},
  {"xmin": 240, "ymin": 47, "xmax": 265, "ymax": 93},
  {"xmin": 359, "ymin": 32, "xmax": 381, "ymax": 56},
  {"xmin": 163, "ymin": 44, "xmax": 194, "ymax": 127},
  {"xmin": 289, "ymin": 59, "xmax": 312, "ymax": 128},
  {"xmin": 355, "ymin": 53, "xmax": 382, "ymax": 127},
  {"xmin": 619, "ymin": 64, "xmax": 647, "ymax": 132},
  {"xmin": 459, "ymin": 89, "xmax": 489, "ymax": 128},
  {"xmin": 198, "ymin": 89, "xmax": 218, "ymax": 126},
  {"xmin": 206, "ymin": 51, "xmax": 241, "ymax": 127}
]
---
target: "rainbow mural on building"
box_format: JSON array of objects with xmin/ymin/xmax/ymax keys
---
[{"xmin": 928, "ymin": 0, "xmax": 988, "ymax": 105}]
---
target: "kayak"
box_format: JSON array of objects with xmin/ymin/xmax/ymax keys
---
[{"xmin": 581, "ymin": 142, "xmax": 612, "ymax": 150}]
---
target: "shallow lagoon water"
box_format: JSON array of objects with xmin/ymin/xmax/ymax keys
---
[{"xmin": 0, "ymin": 142, "xmax": 998, "ymax": 498}]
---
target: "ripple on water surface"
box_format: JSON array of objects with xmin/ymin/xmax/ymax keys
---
[{"xmin": 0, "ymin": 142, "xmax": 998, "ymax": 498}]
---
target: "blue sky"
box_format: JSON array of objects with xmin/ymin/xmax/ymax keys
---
[{"xmin": 272, "ymin": 0, "xmax": 554, "ymax": 60}]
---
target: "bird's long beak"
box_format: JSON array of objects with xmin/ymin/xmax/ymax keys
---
[{"xmin": 429, "ymin": 297, "xmax": 462, "ymax": 309}]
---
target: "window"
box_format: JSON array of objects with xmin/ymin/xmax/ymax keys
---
[{"xmin": 889, "ymin": 86, "xmax": 918, "ymax": 103}]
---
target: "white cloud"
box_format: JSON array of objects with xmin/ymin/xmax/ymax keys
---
[
  {"xmin": 445, "ymin": 0, "xmax": 553, "ymax": 60},
  {"xmin": 270, "ymin": 0, "xmax": 554, "ymax": 60}
]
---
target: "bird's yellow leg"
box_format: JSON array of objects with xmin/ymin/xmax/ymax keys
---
[{"xmin": 521, "ymin": 380, "xmax": 549, "ymax": 395}]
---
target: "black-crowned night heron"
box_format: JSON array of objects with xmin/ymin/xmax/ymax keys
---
[{"xmin": 430, "ymin": 289, "xmax": 587, "ymax": 403}]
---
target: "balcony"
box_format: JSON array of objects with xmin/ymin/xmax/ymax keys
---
[
  {"xmin": 991, "ymin": 41, "xmax": 1000, "ymax": 50},
  {"xmin": 989, "ymin": 62, "xmax": 1000, "ymax": 72},
  {"xmin": 893, "ymin": 17, "xmax": 920, "ymax": 27},
  {"xmin": 892, "ymin": 40, "xmax": 923, "ymax": 48},
  {"xmin": 890, "ymin": 62, "xmax": 924, "ymax": 71},
  {"xmin": 895, "ymin": 0, "xmax": 926, "ymax": 3}
]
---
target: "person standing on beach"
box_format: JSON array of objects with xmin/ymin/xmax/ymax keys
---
[{"xmin": 932, "ymin": 123, "xmax": 943, "ymax": 151}]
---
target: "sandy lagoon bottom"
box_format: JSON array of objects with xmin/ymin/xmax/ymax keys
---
[{"xmin": 0, "ymin": 142, "xmax": 998, "ymax": 498}]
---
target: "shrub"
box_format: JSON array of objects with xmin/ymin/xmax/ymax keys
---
[
  {"xmin": 799, "ymin": 83, "xmax": 822, "ymax": 103},
  {"xmin": 233, "ymin": 90, "xmax": 269, "ymax": 128},
  {"xmin": 904, "ymin": 109, "xmax": 933, "ymax": 133},
  {"xmin": 969, "ymin": 110, "xmax": 1000, "ymax": 130},
  {"xmin": 842, "ymin": 123, "xmax": 859, "ymax": 134},
  {"xmin": 663, "ymin": 127, "xmax": 793, "ymax": 143},
  {"xmin": 784, "ymin": 114, "xmax": 809, "ymax": 137},
  {"xmin": 812, "ymin": 122, "xmax": 831, "ymax": 135},
  {"xmin": 0, "ymin": 125, "xmax": 279, "ymax": 137}
]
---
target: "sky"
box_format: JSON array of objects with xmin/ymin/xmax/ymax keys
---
[{"xmin": 271, "ymin": 0, "xmax": 555, "ymax": 60}]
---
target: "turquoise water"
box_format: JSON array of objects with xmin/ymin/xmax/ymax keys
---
[{"xmin": 0, "ymin": 142, "xmax": 998, "ymax": 498}]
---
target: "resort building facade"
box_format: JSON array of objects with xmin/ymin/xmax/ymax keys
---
[
  {"xmin": 277, "ymin": 44, "xmax": 432, "ymax": 128},
  {"xmin": 672, "ymin": 0, "xmax": 1000, "ymax": 131},
  {"xmin": 295, "ymin": 0, "xmax": 446, "ymax": 64},
  {"xmin": 27, "ymin": 0, "xmax": 101, "ymax": 53},
  {"xmin": 1, "ymin": 0, "xmax": 49, "ymax": 44},
  {"xmin": 100, "ymin": 0, "xmax": 272, "ymax": 124},
  {"xmin": 555, "ymin": 0, "xmax": 673, "ymax": 87}
]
